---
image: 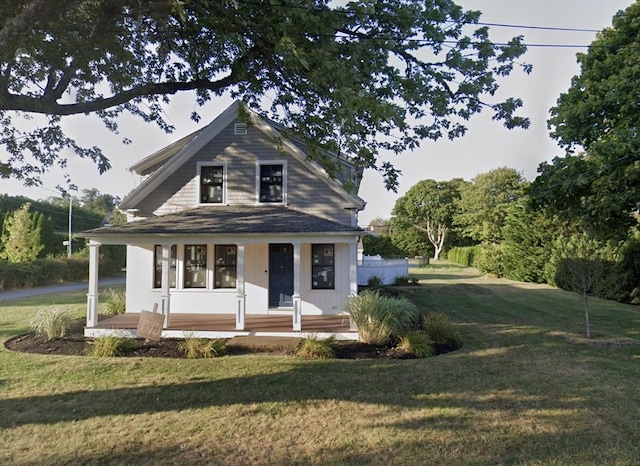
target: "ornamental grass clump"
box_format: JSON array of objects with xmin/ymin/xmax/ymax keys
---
[
  {"xmin": 30, "ymin": 307, "xmax": 73, "ymax": 340},
  {"xmin": 397, "ymin": 330, "xmax": 434, "ymax": 358},
  {"xmin": 178, "ymin": 337, "xmax": 227, "ymax": 359},
  {"xmin": 423, "ymin": 312, "xmax": 463, "ymax": 348},
  {"xmin": 347, "ymin": 290, "xmax": 420, "ymax": 345},
  {"xmin": 296, "ymin": 335, "xmax": 337, "ymax": 359},
  {"xmin": 90, "ymin": 335, "xmax": 135, "ymax": 357},
  {"xmin": 101, "ymin": 288, "xmax": 126, "ymax": 316}
]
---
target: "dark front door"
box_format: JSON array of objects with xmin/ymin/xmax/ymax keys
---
[{"xmin": 269, "ymin": 244, "xmax": 293, "ymax": 308}]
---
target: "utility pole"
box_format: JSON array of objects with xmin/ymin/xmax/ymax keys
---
[{"xmin": 67, "ymin": 195, "xmax": 72, "ymax": 258}]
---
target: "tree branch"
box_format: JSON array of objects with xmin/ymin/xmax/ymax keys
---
[{"xmin": 2, "ymin": 74, "xmax": 240, "ymax": 115}]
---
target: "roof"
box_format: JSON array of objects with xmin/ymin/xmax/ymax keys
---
[
  {"xmin": 80, "ymin": 206, "xmax": 364, "ymax": 238},
  {"xmin": 119, "ymin": 100, "xmax": 365, "ymax": 211},
  {"xmin": 128, "ymin": 129, "xmax": 205, "ymax": 176}
]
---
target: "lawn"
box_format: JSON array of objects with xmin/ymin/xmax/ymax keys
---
[{"xmin": 0, "ymin": 263, "xmax": 638, "ymax": 465}]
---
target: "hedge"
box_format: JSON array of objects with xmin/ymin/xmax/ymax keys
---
[
  {"xmin": 446, "ymin": 245, "xmax": 480, "ymax": 266},
  {"xmin": 0, "ymin": 256, "xmax": 117, "ymax": 291}
]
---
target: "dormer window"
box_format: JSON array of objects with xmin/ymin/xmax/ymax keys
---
[
  {"xmin": 259, "ymin": 162, "xmax": 286, "ymax": 203},
  {"xmin": 198, "ymin": 163, "xmax": 225, "ymax": 204}
]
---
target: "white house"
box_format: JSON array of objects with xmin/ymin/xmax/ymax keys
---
[{"xmin": 80, "ymin": 101, "xmax": 366, "ymax": 339}]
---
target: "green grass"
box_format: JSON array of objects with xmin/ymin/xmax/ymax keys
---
[{"xmin": 0, "ymin": 268, "xmax": 639, "ymax": 464}]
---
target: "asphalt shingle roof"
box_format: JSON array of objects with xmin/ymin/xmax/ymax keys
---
[{"xmin": 82, "ymin": 206, "xmax": 362, "ymax": 237}]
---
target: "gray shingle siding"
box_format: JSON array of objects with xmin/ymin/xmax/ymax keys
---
[{"xmin": 134, "ymin": 119, "xmax": 355, "ymax": 225}]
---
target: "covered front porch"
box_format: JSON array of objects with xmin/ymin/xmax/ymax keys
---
[
  {"xmin": 85, "ymin": 312, "xmax": 358, "ymax": 340},
  {"xmin": 80, "ymin": 206, "xmax": 365, "ymax": 340}
]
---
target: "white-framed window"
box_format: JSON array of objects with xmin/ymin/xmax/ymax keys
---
[
  {"xmin": 257, "ymin": 161, "xmax": 287, "ymax": 203},
  {"xmin": 214, "ymin": 245, "xmax": 237, "ymax": 288},
  {"xmin": 311, "ymin": 244, "xmax": 335, "ymax": 289},
  {"xmin": 153, "ymin": 245, "xmax": 177, "ymax": 289},
  {"xmin": 184, "ymin": 244, "xmax": 207, "ymax": 288},
  {"xmin": 197, "ymin": 162, "xmax": 226, "ymax": 204}
]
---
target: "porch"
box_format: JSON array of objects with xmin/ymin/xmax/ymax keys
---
[{"xmin": 84, "ymin": 313, "xmax": 359, "ymax": 340}]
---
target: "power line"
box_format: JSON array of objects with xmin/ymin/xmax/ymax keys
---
[{"xmin": 475, "ymin": 22, "xmax": 600, "ymax": 33}]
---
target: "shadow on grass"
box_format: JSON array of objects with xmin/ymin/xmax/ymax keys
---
[
  {"xmin": 416, "ymin": 272, "xmax": 483, "ymax": 281},
  {"xmin": 0, "ymin": 356, "xmax": 585, "ymax": 430}
]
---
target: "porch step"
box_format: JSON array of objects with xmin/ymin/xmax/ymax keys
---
[{"xmin": 227, "ymin": 336, "xmax": 302, "ymax": 353}]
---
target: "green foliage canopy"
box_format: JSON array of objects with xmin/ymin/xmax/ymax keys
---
[
  {"xmin": 392, "ymin": 178, "xmax": 466, "ymax": 259},
  {"xmin": 456, "ymin": 167, "xmax": 527, "ymax": 243},
  {"xmin": 1, "ymin": 0, "xmax": 529, "ymax": 189},
  {"xmin": 538, "ymin": 2, "xmax": 640, "ymax": 240},
  {"xmin": 0, "ymin": 203, "xmax": 43, "ymax": 262}
]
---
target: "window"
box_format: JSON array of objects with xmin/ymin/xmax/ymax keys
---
[
  {"xmin": 259, "ymin": 164, "xmax": 284, "ymax": 203},
  {"xmin": 154, "ymin": 245, "xmax": 177, "ymax": 288},
  {"xmin": 199, "ymin": 164, "xmax": 224, "ymax": 204},
  {"xmin": 312, "ymin": 244, "xmax": 334, "ymax": 289},
  {"xmin": 184, "ymin": 245, "xmax": 207, "ymax": 288},
  {"xmin": 215, "ymin": 245, "xmax": 237, "ymax": 288}
]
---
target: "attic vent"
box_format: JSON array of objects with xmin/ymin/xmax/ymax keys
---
[{"xmin": 234, "ymin": 123, "xmax": 247, "ymax": 135}]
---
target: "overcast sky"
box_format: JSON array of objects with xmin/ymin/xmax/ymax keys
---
[{"xmin": 1, "ymin": 0, "xmax": 635, "ymax": 226}]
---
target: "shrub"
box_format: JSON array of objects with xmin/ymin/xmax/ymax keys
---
[
  {"xmin": 63, "ymin": 258, "xmax": 90, "ymax": 281},
  {"xmin": 30, "ymin": 307, "xmax": 73, "ymax": 340},
  {"xmin": 296, "ymin": 335, "xmax": 337, "ymax": 359},
  {"xmin": 446, "ymin": 245, "xmax": 480, "ymax": 266},
  {"xmin": 394, "ymin": 275, "xmax": 410, "ymax": 286},
  {"xmin": 0, "ymin": 255, "xmax": 121, "ymax": 291},
  {"xmin": 101, "ymin": 288, "xmax": 126, "ymax": 316},
  {"xmin": 178, "ymin": 337, "xmax": 227, "ymax": 359},
  {"xmin": 347, "ymin": 290, "xmax": 420, "ymax": 345},
  {"xmin": 397, "ymin": 330, "xmax": 434, "ymax": 358},
  {"xmin": 473, "ymin": 243, "xmax": 505, "ymax": 276},
  {"xmin": 423, "ymin": 312, "xmax": 463, "ymax": 348},
  {"xmin": 362, "ymin": 234, "xmax": 407, "ymax": 258},
  {"xmin": 90, "ymin": 336, "xmax": 135, "ymax": 357},
  {"xmin": 366, "ymin": 275, "xmax": 383, "ymax": 288}
]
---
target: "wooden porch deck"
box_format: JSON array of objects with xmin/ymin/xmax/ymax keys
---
[{"xmin": 85, "ymin": 313, "xmax": 359, "ymax": 340}]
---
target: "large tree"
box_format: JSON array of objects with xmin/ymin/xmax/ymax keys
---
[
  {"xmin": 1, "ymin": 0, "xmax": 529, "ymax": 189},
  {"xmin": 79, "ymin": 188, "xmax": 120, "ymax": 215},
  {"xmin": 456, "ymin": 167, "xmax": 527, "ymax": 243},
  {"xmin": 537, "ymin": 2, "xmax": 640, "ymax": 240},
  {"xmin": 391, "ymin": 178, "xmax": 465, "ymax": 260}
]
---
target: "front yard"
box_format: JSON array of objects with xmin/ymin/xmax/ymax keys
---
[{"xmin": 0, "ymin": 262, "xmax": 638, "ymax": 465}]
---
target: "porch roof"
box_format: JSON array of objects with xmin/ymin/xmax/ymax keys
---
[{"xmin": 80, "ymin": 205, "xmax": 363, "ymax": 239}]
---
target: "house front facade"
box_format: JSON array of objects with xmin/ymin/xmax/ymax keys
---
[{"xmin": 81, "ymin": 101, "xmax": 365, "ymax": 338}]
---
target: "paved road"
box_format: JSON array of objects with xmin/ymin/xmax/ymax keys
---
[{"xmin": 0, "ymin": 277, "xmax": 126, "ymax": 303}]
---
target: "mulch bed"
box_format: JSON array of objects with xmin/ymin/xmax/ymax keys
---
[{"xmin": 4, "ymin": 317, "xmax": 458, "ymax": 359}]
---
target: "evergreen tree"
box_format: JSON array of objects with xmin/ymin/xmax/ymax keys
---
[
  {"xmin": 38, "ymin": 215, "xmax": 58, "ymax": 257},
  {"xmin": 0, "ymin": 203, "xmax": 43, "ymax": 262}
]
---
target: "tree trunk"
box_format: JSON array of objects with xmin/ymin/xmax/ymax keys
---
[{"xmin": 583, "ymin": 295, "xmax": 591, "ymax": 338}]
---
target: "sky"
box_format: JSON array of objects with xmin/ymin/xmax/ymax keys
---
[{"xmin": 1, "ymin": 0, "xmax": 635, "ymax": 226}]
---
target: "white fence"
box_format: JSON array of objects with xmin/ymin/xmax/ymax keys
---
[{"xmin": 357, "ymin": 255, "xmax": 409, "ymax": 285}]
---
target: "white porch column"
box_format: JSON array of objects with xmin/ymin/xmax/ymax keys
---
[
  {"xmin": 349, "ymin": 239, "xmax": 359, "ymax": 331},
  {"xmin": 236, "ymin": 243, "xmax": 246, "ymax": 330},
  {"xmin": 160, "ymin": 244, "xmax": 172, "ymax": 328},
  {"xmin": 86, "ymin": 241, "xmax": 100, "ymax": 328},
  {"xmin": 292, "ymin": 241, "xmax": 302, "ymax": 331}
]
